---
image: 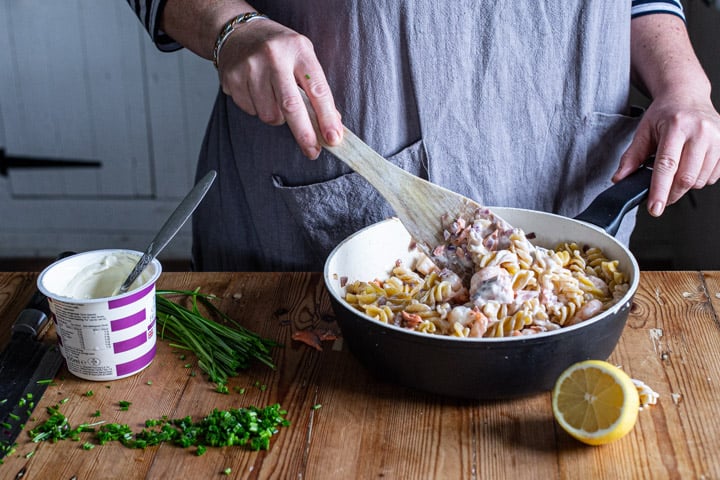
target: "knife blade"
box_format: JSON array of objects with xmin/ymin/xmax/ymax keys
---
[{"xmin": 0, "ymin": 282, "xmax": 66, "ymax": 459}]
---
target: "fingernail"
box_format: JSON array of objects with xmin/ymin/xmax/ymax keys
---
[
  {"xmin": 650, "ymin": 201, "xmax": 664, "ymax": 217},
  {"xmin": 325, "ymin": 129, "xmax": 340, "ymax": 145},
  {"xmin": 307, "ymin": 146, "xmax": 321, "ymax": 159}
]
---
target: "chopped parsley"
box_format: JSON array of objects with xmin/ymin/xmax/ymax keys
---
[{"xmin": 27, "ymin": 402, "xmax": 289, "ymax": 453}]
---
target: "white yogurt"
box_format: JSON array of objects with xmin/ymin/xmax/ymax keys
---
[{"xmin": 63, "ymin": 252, "xmax": 150, "ymax": 299}]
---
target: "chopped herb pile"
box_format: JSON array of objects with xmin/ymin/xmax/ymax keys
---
[
  {"xmin": 155, "ymin": 289, "xmax": 278, "ymax": 390},
  {"xmin": 29, "ymin": 404, "xmax": 101, "ymax": 443},
  {"xmin": 28, "ymin": 402, "xmax": 289, "ymax": 453}
]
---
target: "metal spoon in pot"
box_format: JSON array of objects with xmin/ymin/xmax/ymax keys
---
[{"xmin": 113, "ymin": 170, "xmax": 217, "ymax": 296}]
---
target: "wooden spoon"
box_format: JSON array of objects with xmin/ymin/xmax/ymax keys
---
[{"xmin": 301, "ymin": 91, "xmax": 498, "ymax": 251}]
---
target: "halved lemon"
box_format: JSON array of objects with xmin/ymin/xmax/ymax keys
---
[{"xmin": 552, "ymin": 360, "xmax": 640, "ymax": 446}]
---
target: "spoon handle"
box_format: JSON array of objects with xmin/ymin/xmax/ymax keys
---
[{"xmin": 117, "ymin": 170, "xmax": 217, "ymax": 294}]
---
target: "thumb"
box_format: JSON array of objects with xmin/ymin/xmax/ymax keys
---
[{"xmin": 614, "ymin": 124, "xmax": 654, "ymax": 182}]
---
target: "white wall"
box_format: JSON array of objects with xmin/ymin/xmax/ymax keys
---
[{"xmin": 0, "ymin": 1, "xmax": 218, "ymax": 260}]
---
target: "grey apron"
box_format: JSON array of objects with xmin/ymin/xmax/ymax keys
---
[{"xmin": 192, "ymin": 1, "xmax": 639, "ymax": 272}]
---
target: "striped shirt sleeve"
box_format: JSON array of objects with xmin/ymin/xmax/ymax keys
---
[
  {"xmin": 125, "ymin": 0, "xmax": 182, "ymax": 52},
  {"xmin": 631, "ymin": 0, "xmax": 686, "ymax": 22}
]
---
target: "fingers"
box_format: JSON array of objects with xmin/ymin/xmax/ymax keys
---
[
  {"xmin": 273, "ymin": 78, "xmax": 322, "ymax": 158},
  {"xmin": 298, "ymin": 70, "xmax": 343, "ymax": 146},
  {"xmin": 217, "ymin": 22, "xmax": 342, "ymax": 159},
  {"xmin": 710, "ymin": 150, "xmax": 720, "ymax": 185},
  {"xmin": 699, "ymin": 143, "xmax": 720, "ymax": 187},
  {"xmin": 281, "ymin": 46, "xmax": 343, "ymax": 156},
  {"xmin": 623, "ymin": 100, "xmax": 720, "ymax": 217},
  {"xmin": 649, "ymin": 127, "xmax": 720, "ymax": 216},
  {"xmin": 667, "ymin": 141, "xmax": 703, "ymax": 205},
  {"xmin": 648, "ymin": 155, "xmax": 680, "ymax": 217}
]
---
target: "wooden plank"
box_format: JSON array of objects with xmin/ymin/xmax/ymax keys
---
[
  {"xmin": 76, "ymin": 1, "xmax": 153, "ymax": 197},
  {"xmin": 558, "ymin": 271, "xmax": 720, "ymax": 479},
  {"xmin": 142, "ymin": 41, "xmax": 217, "ymax": 198},
  {"xmin": 5, "ymin": 0, "xmax": 99, "ymax": 196},
  {"xmin": 1, "ymin": 272, "xmax": 719, "ymax": 478},
  {"xmin": 0, "ymin": 231, "xmax": 191, "ymax": 261},
  {"xmin": 702, "ymin": 271, "xmax": 720, "ymax": 318},
  {"xmin": 1, "ymin": 1, "xmax": 152, "ymax": 197},
  {"xmin": 309, "ymin": 364, "xmax": 474, "ymax": 478},
  {"xmin": 0, "ymin": 2, "xmax": 10, "ymax": 152},
  {"xmin": 0, "ymin": 197, "xmax": 194, "ymax": 259},
  {"xmin": 0, "ymin": 197, "xmax": 192, "ymax": 231}
]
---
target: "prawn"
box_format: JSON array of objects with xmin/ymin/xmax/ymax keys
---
[
  {"xmin": 566, "ymin": 299, "xmax": 604, "ymax": 326},
  {"xmin": 470, "ymin": 266, "xmax": 514, "ymax": 306},
  {"xmin": 448, "ymin": 306, "xmax": 489, "ymax": 337}
]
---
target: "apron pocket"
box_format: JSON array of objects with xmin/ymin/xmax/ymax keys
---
[
  {"xmin": 272, "ymin": 139, "xmax": 427, "ymax": 263},
  {"xmin": 582, "ymin": 110, "xmax": 641, "ymax": 245},
  {"xmin": 582, "ymin": 110, "xmax": 641, "ymax": 205},
  {"xmin": 585, "ymin": 111, "xmax": 640, "ymax": 182}
]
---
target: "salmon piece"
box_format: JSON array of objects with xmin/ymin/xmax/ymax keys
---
[
  {"xmin": 292, "ymin": 330, "xmax": 322, "ymax": 351},
  {"xmin": 292, "ymin": 328, "xmax": 341, "ymax": 351}
]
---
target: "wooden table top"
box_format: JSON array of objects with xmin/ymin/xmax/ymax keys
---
[{"xmin": 0, "ymin": 271, "xmax": 719, "ymax": 479}]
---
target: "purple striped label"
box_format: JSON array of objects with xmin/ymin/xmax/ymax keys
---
[
  {"xmin": 110, "ymin": 309, "xmax": 146, "ymax": 332},
  {"xmin": 108, "ymin": 282, "xmax": 155, "ymax": 309},
  {"xmin": 115, "ymin": 344, "xmax": 156, "ymax": 377},
  {"xmin": 113, "ymin": 331, "xmax": 147, "ymax": 354}
]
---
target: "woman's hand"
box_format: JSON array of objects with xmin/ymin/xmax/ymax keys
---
[
  {"xmin": 216, "ymin": 19, "xmax": 343, "ymax": 159},
  {"xmin": 618, "ymin": 13, "xmax": 720, "ymax": 217},
  {"xmin": 614, "ymin": 92, "xmax": 720, "ymax": 216}
]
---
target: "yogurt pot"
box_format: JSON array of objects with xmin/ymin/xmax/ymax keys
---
[{"xmin": 37, "ymin": 249, "xmax": 162, "ymax": 381}]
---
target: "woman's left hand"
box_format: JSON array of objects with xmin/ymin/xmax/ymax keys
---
[
  {"xmin": 614, "ymin": 92, "xmax": 720, "ymax": 217},
  {"xmin": 620, "ymin": 12, "xmax": 720, "ymax": 217}
]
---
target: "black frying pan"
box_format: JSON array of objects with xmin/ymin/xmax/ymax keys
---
[{"xmin": 323, "ymin": 162, "xmax": 653, "ymax": 399}]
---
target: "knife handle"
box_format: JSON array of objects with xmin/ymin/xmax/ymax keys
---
[
  {"xmin": 31, "ymin": 251, "xmax": 76, "ymax": 311},
  {"xmin": 24, "ymin": 288, "xmax": 51, "ymax": 316},
  {"xmin": 11, "ymin": 251, "xmax": 76, "ymax": 336},
  {"xmin": 11, "ymin": 309, "xmax": 48, "ymax": 338}
]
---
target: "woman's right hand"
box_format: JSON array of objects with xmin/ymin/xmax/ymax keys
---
[{"xmin": 216, "ymin": 18, "xmax": 343, "ymax": 159}]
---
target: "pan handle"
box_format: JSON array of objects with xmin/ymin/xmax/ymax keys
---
[{"xmin": 573, "ymin": 157, "xmax": 654, "ymax": 236}]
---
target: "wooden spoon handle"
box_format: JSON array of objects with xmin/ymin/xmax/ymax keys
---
[
  {"xmin": 326, "ymin": 127, "xmax": 422, "ymax": 205},
  {"xmin": 299, "ymin": 89, "xmax": 486, "ymax": 248}
]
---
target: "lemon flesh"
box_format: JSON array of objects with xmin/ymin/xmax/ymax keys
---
[{"xmin": 552, "ymin": 360, "xmax": 640, "ymax": 445}]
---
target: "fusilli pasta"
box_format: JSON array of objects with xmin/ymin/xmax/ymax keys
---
[{"xmin": 344, "ymin": 209, "xmax": 630, "ymax": 338}]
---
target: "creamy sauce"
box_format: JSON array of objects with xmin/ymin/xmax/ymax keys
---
[{"xmin": 62, "ymin": 252, "xmax": 150, "ymax": 299}]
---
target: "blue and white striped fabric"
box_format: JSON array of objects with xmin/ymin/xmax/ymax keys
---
[
  {"xmin": 126, "ymin": 0, "xmax": 179, "ymax": 51},
  {"xmin": 631, "ymin": 0, "xmax": 685, "ymax": 21}
]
